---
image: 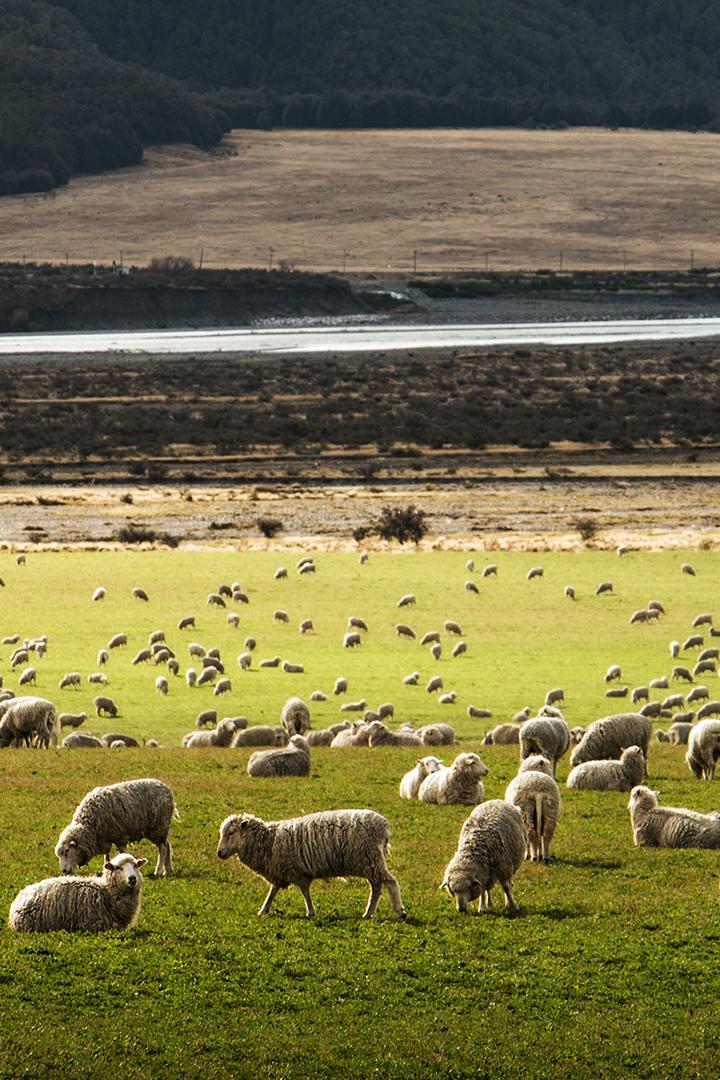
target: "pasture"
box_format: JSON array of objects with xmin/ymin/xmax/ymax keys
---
[{"xmin": 1, "ymin": 548, "xmax": 720, "ymax": 1078}]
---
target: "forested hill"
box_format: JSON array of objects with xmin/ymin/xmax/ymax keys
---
[{"xmin": 3, "ymin": 0, "xmax": 720, "ymax": 197}]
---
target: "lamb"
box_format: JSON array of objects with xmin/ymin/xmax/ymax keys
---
[
  {"xmin": 367, "ymin": 722, "xmax": 422, "ymax": 748},
  {"xmin": 59, "ymin": 672, "xmax": 81, "ymax": 690},
  {"xmin": 55, "ymin": 778, "xmax": 177, "ymax": 875},
  {"xmin": 395, "ymin": 624, "xmax": 416, "ymax": 640},
  {"xmin": 281, "ymin": 696, "xmax": 311, "ymax": 737},
  {"xmin": 482, "ymin": 724, "xmax": 521, "ymax": 745},
  {"xmin": 58, "ymin": 712, "xmax": 87, "ymax": 730},
  {"xmin": 232, "ymin": 725, "xmax": 288, "ymax": 748},
  {"xmin": 0, "ymin": 696, "xmax": 57, "ymax": 749},
  {"xmin": 685, "ymin": 719, "xmax": 720, "ymax": 780},
  {"xmin": 100, "ymin": 733, "xmax": 140, "ymax": 748},
  {"xmin": 666, "ymin": 721, "xmax": 694, "ymax": 746},
  {"xmin": 418, "ymin": 752, "xmax": 488, "ymax": 805},
  {"xmin": 247, "ymin": 735, "xmax": 311, "ymax": 777},
  {"xmin": 310, "ymin": 691, "xmax": 327, "ymax": 702},
  {"xmin": 628, "ymin": 786, "xmax": 720, "ymax": 848},
  {"xmin": 397, "ymin": 594, "xmax": 416, "ymax": 608},
  {"xmin": 182, "ymin": 718, "xmax": 242, "ymax": 748},
  {"xmin": 440, "ymin": 800, "xmax": 527, "ymax": 913},
  {"xmin": 9, "ymin": 853, "xmax": 147, "ymax": 932},
  {"xmin": 217, "ymin": 809, "xmax": 405, "ymax": 918},
  {"xmin": 416, "ymin": 722, "xmax": 457, "ymax": 746},
  {"xmin": 62, "ymin": 732, "xmax": 103, "ymax": 748},
  {"xmin": 569, "ymin": 712, "xmax": 653, "ymax": 766},
  {"xmin": 504, "ymin": 755, "xmax": 561, "ymax": 862},
  {"xmin": 398, "ymin": 755, "xmax": 444, "ymax": 799},
  {"xmin": 512, "ymin": 706, "xmax": 532, "ymax": 724},
  {"xmin": 519, "ymin": 715, "xmax": 571, "ymax": 776},
  {"xmin": 566, "ymin": 746, "xmax": 647, "ymax": 792}
]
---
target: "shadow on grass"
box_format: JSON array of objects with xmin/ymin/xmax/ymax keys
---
[{"xmin": 554, "ymin": 856, "xmax": 622, "ymax": 870}]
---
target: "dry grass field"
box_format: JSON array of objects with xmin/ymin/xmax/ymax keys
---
[{"xmin": 1, "ymin": 128, "xmax": 719, "ymax": 272}]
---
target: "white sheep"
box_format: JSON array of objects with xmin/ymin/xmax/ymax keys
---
[
  {"xmin": 9, "ymin": 853, "xmax": 147, "ymax": 932},
  {"xmin": 395, "ymin": 624, "xmax": 416, "ymax": 640},
  {"xmin": 567, "ymin": 746, "xmax": 647, "ymax": 792},
  {"xmin": 397, "ymin": 594, "xmax": 416, "ymax": 608},
  {"xmin": 217, "ymin": 809, "xmax": 405, "ymax": 918},
  {"xmin": 686, "ymin": 719, "xmax": 720, "ymax": 780},
  {"xmin": 59, "ymin": 672, "xmax": 81, "ymax": 690},
  {"xmin": 441, "ymin": 800, "xmax": 527, "ymax": 913},
  {"xmin": 570, "ymin": 713, "xmax": 652, "ymax": 766},
  {"xmin": 155, "ymin": 676, "xmax": 169, "ymax": 695},
  {"xmin": 247, "ymin": 735, "xmax": 311, "ymax": 777},
  {"xmin": 214, "ymin": 678, "xmax": 232, "ymax": 696},
  {"xmin": 418, "ymin": 753, "xmax": 488, "ymax": 805},
  {"xmin": 92, "ymin": 587, "xmax": 106, "ymax": 602},
  {"xmin": 0, "ymin": 696, "xmax": 57, "ymax": 749},
  {"xmin": 281, "ymin": 697, "xmax": 311, "ymax": 737},
  {"xmin": 399, "ymin": 756, "xmax": 444, "ymax": 799},
  {"xmin": 504, "ymin": 755, "xmax": 561, "ymax": 862},
  {"xmin": 629, "ymin": 786, "xmax": 720, "ymax": 848},
  {"xmin": 527, "ymin": 566, "xmax": 543, "ymax": 581},
  {"xmin": 519, "ymin": 715, "xmax": 571, "ymax": 776},
  {"xmin": 183, "ymin": 718, "xmax": 242, "ymax": 748}
]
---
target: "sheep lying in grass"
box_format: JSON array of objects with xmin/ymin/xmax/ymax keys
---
[
  {"xmin": 628, "ymin": 786, "xmax": 720, "ymax": 848},
  {"xmin": 329, "ymin": 723, "xmax": 372, "ymax": 748},
  {"xmin": 504, "ymin": 755, "xmax": 560, "ymax": 862},
  {"xmin": 418, "ymin": 752, "xmax": 488, "ymax": 805},
  {"xmin": 399, "ymin": 756, "xmax": 444, "ymax": 799},
  {"xmin": 247, "ymin": 735, "xmax": 311, "ymax": 777},
  {"xmin": 367, "ymin": 722, "xmax": 422, "ymax": 748},
  {"xmin": 416, "ymin": 723, "xmax": 457, "ymax": 746},
  {"xmin": 217, "ymin": 809, "xmax": 405, "ymax": 918},
  {"xmin": 570, "ymin": 713, "xmax": 652, "ymax": 766},
  {"xmin": 441, "ymin": 800, "xmax": 527, "ymax": 913},
  {"xmin": 483, "ymin": 724, "xmax": 521, "ymax": 745},
  {"xmin": 100, "ymin": 733, "xmax": 140, "ymax": 748},
  {"xmin": 519, "ymin": 715, "xmax": 571, "ymax": 776},
  {"xmin": 55, "ymin": 778, "xmax": 178, "ymax": 876},
  {"xmin": 306, "ymin": 722, "xmax": 350, "ymax": 748},
  {"xmin": 62, "ymin": 732, "xmax": 103, "ymax": 748},
  {"xmin": 9, "ymin": 853, "xmax": 147, "ymax": 932},
  {"xmin": 685, "ymin": 719, "xmax": 720, "ymax": 780},
  {"xmin": 567, "ymin": 746, "xmax": 647, "ymax": 792},
  {"xmin": 281, "ymin": 696, "xmax": 311, "ymax": 737},
  {"xmin": 232, "ymin": 725, "xmax": 288, "ymax": 748},
  {"xmin": 182, "ymin": 718, "xmax": 243, "ymax": 748}
]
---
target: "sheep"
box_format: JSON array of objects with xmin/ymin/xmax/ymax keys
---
[
  {"xmin": 168, "ymin": 659, "xmax": 180, "ymax": 677},
  {"xmin": 348, "ymin": 617, "xmax": 368, "ymax": 633},
  {"xmin": 483, "ymin": 723, "xmax": 521, "ymax": 745},
  {"xmin": 237, "ymin": 652, "xmax": 252, "ymax": 671},
  {"xmin": 196, "ymin": 667, "xmax": 217, "ymax": 687},
  {"xmin": 567, "ymin": 746, "xmax": 647, "ymax": 792},
  {"xmin": 570, "ymin": 725, "xmax": 585, "ymax": 745},
  {"xmin": 132, "ymin": 588, "xmax": 149, "ymax": 602},
  {"xmin": 185, "ymin": 669, "xmax": 197, "ymax": 688},
  {"xmin": 403, "ymin": 672, "xmax": 420, "ymax": 686},
  {"xmin": 359, "ymin": 552, "xmax": 369, "ymax": 564},
  {"xmin": 632, "ymin": 686, "xmax": 649, "ymax": 705},
  {"xmin": 685, "ymin": 719, "xmax": 720, "ymax": 780},
  {"xmin": 570, "ymin": 713, "xmax": 653, "ymax": 767},
  {"xmin": 178, "ymin": 616, "xmax": 195, "ymax": 630},
  {"xmin": 519, "ymin": 715, "xmax": 571, "ymax": 776},
  {"xmin": 699, "ymin": 648, "xmax": 720, "ymax": 663},
  {"xmin": 217, "ymin": 584, "xmax": 233, "ymax": 598},
  {"xmin": 483, "ymin": 565, "xmax": 497, "ymax": 578},
  {"xmin": 504, "ymin": 755, "xmax": 561, "ymax": 862},
  {"xmin": 183, "ymin": 718, "xmax": 243, "ymax": 749},
  {"xmin": 234, "ymin": 591, "xmax": 249, "ymax": 605},
  {"xmin": 59, "ymin": 671, "xmax": 81, "ymax": 691},
  {"xmin": 687, "ymin": 686, "xmax": 709, "ymax": 704},
  {"xmin": 155, "ymin": 676, "xmax": 169, "ymax": 696},
  {"xmin": 421, "ymin": 631, "xmax": 441, "ymax": 645},
  {"xmin": 527, "ymin": 566, "xmax": 543, "ymax": 581},
  {"xmin": 629, "ymin": 786, "xmax": 720, "ymax": 848},
  {"xmin": 698, "ymin": 701, "xmax": 720, "ymax": 719},
  {"xmin": 9, "ymin": 853, "xmax": 147, "ymax": 932},
  {"xmin": 397, "ymin": 594, "xmax": 416, "ymax": 608},
  {"xmin": 258, "ymin": 657, "xmax": 281, "ymax": 669},
  {"xmin": 202, "ymin": 655, "xmax": 224, "ymax": 672},
  {"xmin": 92, "ymin": 587, "xmax": 106, "ymax": 602},
  {"xmin": 55, "ymin": 778, "xmax": 177, "ymax": 876},
  {"xmin": 545, "ymin": 687, "xmax": 564, "ymax": 707},
  {"xmin": 310, "ymin": 691, "xmax": 327, "ymax": 702},
  {"xmin": 132, "ymin": 648, "xmax": 151, "ymax": 666},
  {"xmin": 2, "ymin": 634, "xmax": 19, "ymax": 645},
  {"xmin": 207, "ymin": 593, "xmax": 226, "ymax": 608},
  {"xmin": 681, "ymin": 563, "xmax": 696, "ymax": 576},
  {"xmin": 439, "ymin": 692, "xmax": 457, "ymax": 705},
  {"xmin": 465, "ymin": 580, "xmax": 479, "ymax": 594},
  {"xmin": 281, "ymin": 697, "xmax": 311, "ymax": 737},
  {"xmin": 378, "ymin": 703, "xmax": 394, "ymax": 720},
  {"xmin": 274, "ymin": 567, "xmax": 288, "ymax": 580},
  {"xmin": 468, "ymin": 706, "xmax": 493, "ymax": 720},
  {"xmin": 466, "ymin": 558, "xmax": 475, "ymax": 572},
  {"xmin": 18, "ymin": 667, "xmax": 36, "ymax": 687},
  {"xmin": 217, "ymin": 809, "xmax": 405, "ymax": 919},
  {"xmin": 333, "ymin": 677, "xmax": 348, "ymax": 695},
  {"xmin": 299, "ymin": 619, "xmax": 314, "ymax": 635},
  {"xmin": 343, "ymin": 631, "xmax": 362, "ymax": 649},
  {"xmin": 565, "ymin": 585, "xmax": 576, "ymax": 600},
  {"xmin": 656, "ymin": 729, "xmax": 670, "ymax": 743},
  {"xmin": 330, "ymin": 723, "xmax": 372, "ymax": 748},
  {"xmin": 670, "ymin": 641, "xmax": 680, "ymax": 658},
  {"xmin": 188, "ymin": 642, "xmax": 205, "ymax": 659},
  {"xmin": 662, "ymin": 694, "xmax": 685, "ymax": 711},
  {"xmin": 227, "ymin": 613, "xmax": 240, "ymax": 628},
  {"xmin": 0, "ymin": 696, "xmax": 57, "ymax": 749},
  {"xmin": 62, "ymin": 732, "xmax": 103, "ymax": 748},
  {"xmin": 641, "ymin": 702, "xmax": 663, "ymax": 719},
  {"xmin": 418, "ymin": 752, "xmax": 488, "ymax": 805},
  {"xmin": 148, "ymin": 631, "xmax": 165, "ymax": 646},
  {"xmin": 666, "ymin": 722, "xmax": 694, "ymax": 746},
  {"xmin": 93, "ymin": 696, "xmax": 118, "ymax": 718},
  {"xmin": 10, "ymin": 649, "xmax": 29, "ymax": 669},
  {"xmin": 100, "ymin": 733, "xmax": 140, "ymax": 748},
  {"xmin": 367, "ymin": 722, "xmax": 422, "ymax": 748},
  {"xmin": 512, "ymin": 706, "xmax": 532, "ymax": 724},
  {"xmin": 395, "ymin": 624, "xmax": 416, "ymax": 640},
  {"xmin": 629, "ymin": 609, "xmax": 651, "ymax": 624},
  {"xmin": 595, "ymin": 581, "xmax": 613, "ymax": 595},
  {"xmin": 426, "ymin": 676, "xmax": 443, "ymax": 694},
  {"xmin": 651, "ymin": 675, "xmax": 671, "ymax": 689},
  {"xmin": 88, "ymin": 673, "xmax": 108, "ymax": 686},
  {"xmin": 306, "ymin": 722, "xmax": 350, "ymax": 748},
  {"xmin": 232, "ymin": 725, "xmax": 288, "ymax": 748},
  {"xmin": 683, "ymin": 635, "xmax": 704, "ymax": 651},
  {"xmin": 693, "ymin": 613, "xmax": 713, "ymax": 628},
  {"xmin": 451, "ymin": 641, "xmax": 467, "ymax": 659},
  {"xmin": 214, "ymin": 678, "xmax": 232, "ymax": 696},
  {"xmin": 694, "ymin": 660, "xmax": 717, "ymax": 678},
  {"xmin": 605, "ymin": 664, "xmax": 622, "ymax": 683},
  {"xmin": 648, "ymin": 600, "xmax": 665, "ymax": 614},
  {"xmin": 606, "ymin": 687, "xmax": 629, "ymax": 699},
  {"xmin": 399, "ymin": 756, "xmax": 444, "ymax": 799},
  {"xmin": 440, "ymin": 800, "xmax": 527, "ymax": 913},
  {"xmin": 108, "ymin": 634, "xmax": 127, "ymax": 650},
  {"xmin": 281, "ymin": 661, "xmax": 304, "ymax": 674},
  {"xmin": 58, "ymin": 712, "xmax": 87, "ymax": 730},
  {"xmin": 247, "ymin": 735, "xmax": 311, "ymax": 778},
  {"xmin": 416, "ymin": 723, "xmax": 457, "ymax": 746}
]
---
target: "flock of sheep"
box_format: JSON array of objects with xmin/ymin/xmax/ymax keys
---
[{"xmin": 4, "ymin": 550, "xmax": 720, "ymax": 926}]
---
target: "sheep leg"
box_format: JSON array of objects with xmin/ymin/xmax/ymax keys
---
[
  {"xmin": 298, "ymin": 884, "xmax": 316, "ymax": 918},
  {"xmin": 363, "ymin": 881, "xmax": 383, "ymax": 918},
  {"xmin": 164, "ymin": 840, "xmax": 173, "ymax": 876},
  {"xmin": 502, "ymin": 883, "xmax": 519, "ymax": 913},
  {"xmin": 258, "ymin": 884, "xmax": 280, "ymax": 916},
  {"xmin": 382, "ymin": 875, "xmax": 406, "ymax": 918}
]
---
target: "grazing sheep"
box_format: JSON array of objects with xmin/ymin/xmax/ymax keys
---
[
  {"xmin": 236, "ymin": 652, "xmax": 252, "ymax": 671},
  {"xmin": 0, "ymin": 696, "xmax": 57, "ymax": 749},
  {"xmin": 333, "ymin": 676, "xmax": 348, "ymax": 695},
  {"xmin": 259, "ymin": 657, "xmax": 281, "ymax": 669},
  {"xmin": 9, "ymin": 853, "xmax": 147, "ymax": 932},
  {"xmin": 694, "ymin": 660, "xmax": 717, "ymax": 678},
  {"xmin": 55, "ymin": 778, "xmax": 177, "ymax": 875},
  {"xmin": 698, "ymin": 648, "xmax": 720, "ymax": 663},
  {"xmin": 395, "ymin": 624, "xmax": 416, "ymax": 640},
  {"xmin": 233, "ymin": 725, "xmax": 288, "ymax": 748},
  {"xmin": 629, "ymin": 786, "xmax": 720, "ymax": 848},
  {"xmin": 108, "ymin": 634, "xmax": 127, "ymax": 650},
  {"xmin": 519, "ymin": 715, "xmax": 571, "ymax": 776},
  {"xmin": 132, "ymin": 648, "xmax": 151, "ymax": 666},
  {"xmin": 570, "ymin": 713, "xmax": 653, "ymax": 766},
  {"xmin": 359, "ymin": 552, "xmax": 369, "ymax": 565},
  {"xmin": 483, "ymin": 565, "xmax": 497, "ymax": 578},
  {"xmin": 299, "ymin": 619, "xmax": 314, "ymax": 635},
  {"xmin": 97, "ymin": 649, "xmax": 110, "ymax": 667},
  {"xmin": 15, "ymin": 555, "xmax": 25, "ymax": 565},
  {"xmin": 656, "ymin": 729, "xmax": 670, "ymax": 743},
  {"xmin": 183, "ymin": 718, "xmax": 243, "ymax": 749},
  {"xmin": 466, "ymin": 559, "xmax": 475, "ymax": 572},
  {"xmin": 217, "ymin": 809, "xmax": 405, "ymax": 919},
  {"xmin": 441, "ymin": 801, "xmax": 527, "ymax": 913},
  {"xmin": 214, "ymin": 678, "xmax": 232, "ymax": 696},
  {"xmin": 418, "ymin": 752, "xmax": 488, "ymax": 805},
  {"xmin": 92, "ymin": 587, "xmax": 106, "ymax": 602},
  {"xmin": 545, "ymin": 687, "xmax": 564, "ymax": 707},
  {"xmin": 58, "ymin": 712, "xmax": 86, "ymax": 730},
  {"xmin": 632, "ymin": 686, "xmax": 649, "ymax": 705},
  {"xmin": 273, "ymin": 610, "xmax": 289, "ymax": 625},
  {"xmin": 465, "ymin": 581, "xmax": 479, "ymax": 594},
  {"xmin": 282, "ymin": 661, "xmax": 304, "ymax": 674},
  {"xmin": 595, "ymin": 581, "xmax": 613, "ymax": 595},
  {"xmin": 18, "ymin": 667, "xmax": 36, "ymax": 687},
  {"xmin": 483, "ymin": 724, "xmax": 521, "ymax": 746},
  {"xmin": 661, "ymin": 694, "xmax": 685, "ymax": 711},
  {"xmin": 148, "ymin": 631, "xmax": 165, "ymax": 645},
  {"xmin": 641, "ymin": 702, "xmax": 663, "ymax": 719},
  {"xmin": 188, "ymin": 642, "xmax": 205, "ymax": 659},
  {"xmin": 132, "ymin": 588, "xmax": 149, "ymax": 602},
  {"xmin": 687, "ymin": 686, "xmax": 709, "ymax": 704},
  {"xmin": 59, "ymin": 672, "xmax": 81, "ymax": 690},
  {"xmin": 686, "ymin": 719, "xmax": 720, "ymax": 780},
  {"xmin": 426, "ymin": 676, "xmax": 443, "ymax": 694},
  {"xmin": 397, "ymin": 594, "xmax": 416, "ymax": 608},
  {"xmin": 227, "ymin": 613, "xmax": 240, "ymax": 628},
  {"xmin": 651, "ymin": 675, "xmax": 671, "ymax": 689},
  {"xmin": 155, "ymin": 676, "xmax": 169, "ymax": 696},
  {"xmin": 100, "ymin": 733, "xmax": 140, "ymax": 748},
  {"xmin": 167, "ymin": 659, "xmax": 180, "ymax": 678},
  {"xmin": 274, "ymin": 567, "xmax": 288, "ymax": 580},
  {"xmin": 403, "ymin": 672, "xmax": 420, "ymax": 686},
  {"xmin": 444, "ymin": 621, "xmax": 463, "ymax": 637},
  {"xmin": 10, "ymin": 649, "xmax": 29, "ymax": 669},
  {"xmin": 207, "ymin": 593, "xmax": 226, "ymax": 608},
  {"xmin": 185, "ymin": 669, "xmax": 197, "ymax": 688},
  {"xmin": 527, "ymin": 567, "xmax": 543, "ymax": 581},
  {"xmin": 367, "ymin": 722, "xmax": 422, "ymax": 748},
  {"xmin": 683, "ymin": 635, "xmax": 704, "ymax": 651},
  {"xmin": 399, "ymin": 756, "xmax": 444, "ymax": 799},
  {"xmin": 421, "ymin": 630, "xmax": 441, "ymax": 646},
  {"xmin": 505, "ymin": 755, "xmax": 561, "ymax": 862},
  {"xmin": 343, "ymin": 631, "xmax": 362, "ymax": 649},
  {"xmin": 468, "ymin": 706, "xmax": 493, "ymax": 720},
  {"xmin": 62, "ymin": 732, "xmax": 103, "ymax": 748},
  {"xmin": 416, "ymin": 723, "xmax": 457, "ymax": 746},
  {"xmin": 281, "ymin": 697, "xmax": 311, "ymax": 737},
  {"xmin": 565, "ymin": 585, "xmax": 575, "ymax": 600},
  {"xmin": 698, "ymin": 701, "xmax": 720, "ymax": 719},
  {"xmin": 88, "ymin": 673, "xmax": 108, "ymax": 686},
  {"xmin": 430, "ymin": 642, "xmax": 442, "ymax": 662},
  {"xmin": 196, "ymin": 668, "xmax": 217, "ymax": 687},
  {"xmin": 605, "ymin": 664, "xmax": 622, "ymax": 683},
  {"xmin": 629, "ymin": 609, "xmax": 651, "ymax": 624},
  {"xmin": 247, "ymin": 735, "xmax": 311, "ymax": 778},
  {"xmin": 693, "ymin": 612, "xmax": 713, "ymax": 628},
  {"xmin": 682, "ymin": 563, "xmax": 696, "ymax": 576},
  {"xmin": 669, "ymin": 641, "xmax": 680, "ymax": 658},
  {"xmin": 451, "ymin": 641, "xmax": 467, "ymax": 658},
  {"xmin": 93, "ymin": 696, "xmax": 118, "ymax": 719},
  {"xmin": 567, "ymin": 746, "xmax": 647, "ymax": 792},
  {"xmin": 178, "ymin": 616, "xmax": 195, "ymax": 631},
  {"xmin": 378, "ymin": 703, "xmax": 394, "ymax": 720}
]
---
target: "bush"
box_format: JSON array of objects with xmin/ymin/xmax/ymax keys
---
[
  {"xmin": 257, "ymin": 517, "xmax": 283, "ymax": 538},
  {"xmin": 574, "ymin": 517, "xmax": 598, "ymax": 542},
  {"xmin": 147, "ymin": 256, "xmax": 195, "ymax": 272},
  {"xmin": 375, "ymin": 504, "xmax": 427, "ymax": 544}
]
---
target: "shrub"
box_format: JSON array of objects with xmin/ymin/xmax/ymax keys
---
[
  {"xmin": 574, "ymin": 517, "xmax": 598, "ymax": 542},
  {"xmin": 147, "ymin": 255, "xmax": 195, "ymax": 272},
  {"xmin": 375, "ymin": 504, "xmax": 428, "ymax": 544},
  {"xmin": 257, "ymin": 517, "xmax": 283, "ymax": 538}
]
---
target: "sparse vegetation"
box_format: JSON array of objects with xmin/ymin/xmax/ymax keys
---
[{"xmin": 256, "ymin": 517, "xmax": 283, "ymax": 538}]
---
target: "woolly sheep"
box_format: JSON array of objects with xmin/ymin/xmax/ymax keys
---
[
  {"xmin": 466, "ymin": 559, "xmax": 475, "ymax": 572},
  {"xmin": 519, "ymin": 715, "xmax": 571, "ymax": 776},
  {"xmin": 465, "ymin": 580, "xmax": 479, "ymax": 594},
  {"xmin": 605, "ymin": 665, "xmax": 622, "ymax": 683},
  {"xmin": 699, "ymin": 648, "xmax": 720, "ymax": 663},
  {"xmin": 698, "ymin": 701, "xmax": 720, "ymax": 719},
  {"xmin": 431, "ymin": 643, "xmax": 442, "ymax": 661},
  {"xmin": 421, "ymin": 631, "xmax": 441, "ymax": 646},
  {"xmin": 208, "ymin": 593, "xmax": 226, "ymax": 608},
  {"xmin": 306, "ymin": 722, "xmax": 350, "ymax": 748},
  {"xmin": 274, "ymin": 567, "xmax": 288, "ymax": 580},
  {"xmin": 395, "ymin": 624, "xmax": 416, "ymax": 640},
  {"xmin": 196, "ymin": 667, "xmax": 217, "ymax": 687},
  {"xmin": 439, "ymin": 692, "xmax": 457, "ymax": 705},
  {"xmin": 570, "ymin": 725, "xmax": 585, "ymax": 745},
  {"xmin": 596, "ymin": 581, "xmax": 613, "ymax": 595},
  {"xmin": 468, "ymin": 706, "xmax": 493, "ymax": 720},
  {"xmin": 418, "ymin": 752, "xmax": 488, "ymax": 805},
  {"xmin": 108, "ymin": 634, "xmax": 127, "ymax": 650},
  {"xmin": 259, "ymin": 656, "xmax": 281, "ymax": 669},
  {"xmin": 426, "ymin": 676, "xmax": 443, "ymax": 694},
  {"xmin": 512, "ymin": 706, "xmax": 532, "ymax": 724},
  {"xmin": 10, "ymin": 649, "xmax": 29, "ymax": 669},
  {"xmin": 441, "ymin": 800, "xmax": 527, "ymax": 913},
  {"xmin": 155, "ymin": 676, "xmax": 169, "ymax": 695},
  {"xmin": 567, "ymin": 746, "xmax": 647, "ymax": 792},
  {"xmin": 641, "ymin": 702, "xmax": 663, "ymax": 719},
  {"xmin": 133, "ymin": 649, "xmax": 151, "ymax": 665},
  {"xmin": 687, "ymin": 686, "xmax": 709, "ymax": 704},
  {"xmin": 483, "ymin": 724, "xmax": 521, "ymax": 745},
  {"xmin": 570, "ymin": 713, "xmax": 653, "ymax": 767},
  {"xmin": 505, "ymin": 755, "xmax": 561, "ymax": 861},
  {"xmin": 98, "ymin": 649, "xmax": 110, "ymax": 668},
  {"xmin": 132, "ymin": 588, "xmax": 149, "ymax": 602},
  {"xmin": 629, "ymin": 786, "xmax": 720, "ymax": 848},
  {"xmin": 483, "ymin": 565, "xmax": 497, "ymax": 578},
  {"xmin": 667, "ymin": 721, "xmax": 694, "ymax": 746},
  {"xmin": 281, "ymin": 697, "xmax": 311, "ymax": 737},
  {"xmin": 232, "ymin": 725, "xmax": 288, "ymax": 748},
  {"xmin": 359, "ymin": 552, "xmax": 369, "ymax": 564},
  {"xmin": 88, "ymin": 673, "xmax": 109, "ymax": 686},
  {"xmin": 344, "ymin": 631, "xmax": 362, "ymax": 649},
  {"xmin": 62, "ymin": 732, "xmax": 102, "ymax": 748},
  {"xmin": 228, "ymin": 613, "xmax": 240, "ymax": 628},
  {"xmin": 186, "ymin": 669, "xmax": 197, "ymax": 688},
  {"xmin": 9, "ymin": 853, "xmax": 147, "ymax": 932},
  {"xmin": 214, "ymin": 678, "xmax": 232, "ymax": 696},
  {"xmin": 92, "ymin": 587, "xmax": 106, "ymax": 602},
  {"xmin": 299, "ymin": 619, "xmax": 314, "ymax": 635},
  {"xmin": 333, "ymin": 676, "xmax": 348, "ymax": 695},
  {"xmin": 527, "ymin": 567, "xmax": 543, "ymax": 581},
  {"xmin": 298, "ymin": 562, "xmax": 316, "ymax": 575},
  {"xmin": 0, "ymin": 696, "xmax": 57, "ymax": 749},
  {"xmin": 662, "ymin": 694, "xmax": 685, "ymax": 711},
  {"xmin": 693, "ymin": 612, "xmax": 713, "ymax": 628},
  {"xmin": 100, "ymin": 733, "xmax": 140, "ymax": 748},
  {"xmin": 18, "ymin": 667, "xmax": 36, "ymax": 687},
  {"xmin": 452, "ymin": 641, "xmax": 467, "ymax": 658},
  {"xmin": 681, "ymin": 563, "xmax": 696, "ymax": 576},
  {"xmin": 685, "ymin": 719, "xmax": 720, "ymax": 780},
  {"xmin": 341, "ymin": 700, "xmax": 367, "ymax": 714},
  {"xmin": 545, "ymin": 687, "xmax": 564, "ymax": 707},
  {"xmin": 630, "ymin": 609, "xmax": 651, "ymax": 624},
  {"xmin": 58, "ymin": 712, "xmax": 86, "ymax": 730},
  {"xmin": 59, "ymin": 672, "xmax": 81, "ymax": 690},
  {"xmin": 93, "ymin": 696, "xmax": 118, "ymax": 718},
  {"xmin": 397, "ymin": 594, "xmax": 416, "ymax": 608},
  {"xmin": 378, "ymin": 703, "xmax": 394, "ymax": 720},
  {"xmin": 183, "ymin": 718, "xmax": 242, "ymax": 748},
  {"xmin": 329, "ymin": 723, "xmax": 371, "ymax": 748},
  {"xmin": 399, "ymin": 756, "xmax": 444, "ymax": 799},
  {"xmin": 632, "ymin": 686, "xmax": 649, "ymax": 704},
  {"xmin": 694, "ymin": 660, "xmax": 717, "ymax": 678},
  {"xmin": 310, "ymin": 691, "xmax": 327, "ymax": 702},
  {"xmin": 247, "ymin": 735, "xmax": 311, "ymax": 778},
  {"xmin": 669, "ymin": 641, "xmax": 680, "ymax": 659},
  {"xmin": 683, "ymin": 635, "xmax": 704, "ymax": 651},
  {"xmin": 55, "ymin": 778, "xmax": 177, "ymax": 876},
  {"xmin": 188, "ymin": 642, "xmax": 205, "ymax": 659},
  {"xmin": 606, "ymin": 687, "xmax": 629, "ymax": 699},
  {"xmin": 416, "ymin": 722, "xmax": 457, "ymax": 746},
  {"xmin": 273, "ymin": 610, "xmax": 289, "ymax": 625},
  {"xmin": 403, "ymin": 672, "xmax": 420, "ymax": 686},
  {"xmin": 367, "ymin": 722, "xmax": 422, "ymax": 748},
  {"xmin": 651, "ymin": 675, "xmax": 671, "ymax": 688},
  {"xmin": 218, "ymin": 809, "xmax": 405, "ymax": 919},
  {"xmin": 178, "ymin": 616, "xmax": 195, "ymax": 631}
]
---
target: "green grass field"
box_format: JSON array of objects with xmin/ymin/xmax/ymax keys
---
[{"xmin": 1, "ymin": 549, "xmax": 720, "ymax": 1078}]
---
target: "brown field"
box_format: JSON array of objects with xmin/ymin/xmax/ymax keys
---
[{"xmin": 1, "ymin": 128, "xmax": 720, "ymax": 272}]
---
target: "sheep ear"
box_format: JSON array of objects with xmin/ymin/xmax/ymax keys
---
[
  {"xmin": 439, "ymin": 877, "xmax": 449, "ymax": 892},
  {"xmin": 104, "ymin": 860, "xmax": 114, "ymax": 871},
  {"xmin": 135, "ymin": 858, "xmax": 147, "ymax": 868}
]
